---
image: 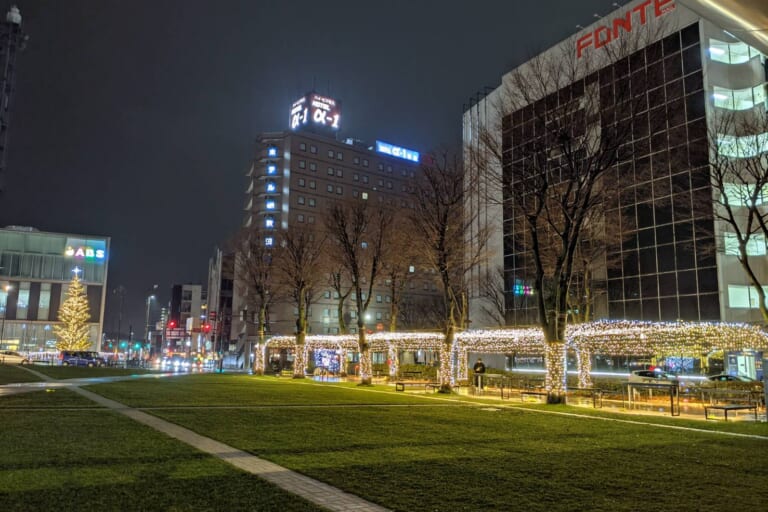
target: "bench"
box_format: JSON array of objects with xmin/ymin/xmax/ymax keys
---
[
  {"xmin": 704, "ymin": 404, "xmax": 758, "ymax": 421},
  {"xmin": 395, "ymin": 381, "xmax": 424, "ymax": 392}
]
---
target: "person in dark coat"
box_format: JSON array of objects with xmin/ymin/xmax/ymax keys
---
[{"xmin": 473, "ymin": 358, "xmax": 486, "ymax": 389}]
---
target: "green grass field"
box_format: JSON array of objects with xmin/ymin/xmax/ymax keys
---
[{"xmin": 2, "ymin": 372, "xmax": 767, "ymax": 511}]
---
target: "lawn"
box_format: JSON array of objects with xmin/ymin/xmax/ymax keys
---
[
  {"xmin": 26, "ymin": 365, "xmax": 156, "ymax": 380},
  {"xmin": 0, "ymin": 364, "xmax": 43, "ymax": 385},
  {"xmin": 0, "ymin": 387, "xmax": 324, "ymax": 511},
  {"xmin": 83, "ymin": 374, "xmax": 768, "ymax": 512}
]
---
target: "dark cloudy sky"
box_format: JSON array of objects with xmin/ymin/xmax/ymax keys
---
[{"xmin": 0, "ymin": 0, "xmax": 610, "ymax": 333}]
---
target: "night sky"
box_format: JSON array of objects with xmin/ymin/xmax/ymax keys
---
[{"xmin": 0, "ymin": 0, "xmax": 610, "ymax": 333}]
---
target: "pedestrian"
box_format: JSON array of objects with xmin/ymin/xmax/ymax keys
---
[{"xmin": 473, "ymin": 358, "xmax": 486, "ymax": 389}]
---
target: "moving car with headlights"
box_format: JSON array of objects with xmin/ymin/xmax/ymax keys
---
[
  {"xmin": 628, "ymin": 369, "xmax": 679, "ymax": 385},
  {"xmin": 160, "ymin": 354, "xmax": 190, "ymax": 372}
]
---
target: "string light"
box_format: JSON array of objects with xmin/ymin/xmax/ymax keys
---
[{"xmin": 262, "ymin": 321, "xmax": 768, "ymax": 391}]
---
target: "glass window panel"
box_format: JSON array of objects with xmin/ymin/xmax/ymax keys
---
[{"xmin": 16, "ymin": 282, "xmax": 30, "ymax": 320}]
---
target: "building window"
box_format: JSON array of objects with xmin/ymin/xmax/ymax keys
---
[
  {"xmin": 309, "ymin": 180, "xmax": 316, "ymax": 189},
  {"xmin": 310, "ymin": 145, "xmax": 317, "ymax": 154},
  {"xmin": 264, "ymin": 216, "xmax": 275, "ymax": 229},
  {"xmin": 297, "ymin": 214, "xmax": 305, "ymax": 223},
  {"xmin": 298, "ymin": 160, "xmax": 306, "ymax": 169},
  {"xmin": 336, "ymin": 169, "xmax": 343, "ymax": 177},
  {"xmin": 327, "ymin": 184, "xmax": 334, "ymax": 193},
  {"xmin": 309, "ymin": 198, "xmax": 316, "ymax": 207},
  {"xmin": 386, "ymin": 165, "xmax": 392, "ymax": 173},
  {"xmin": 265, "ymin": 198, "xmax": 276, "ymax": 210},
  {"xmin": 709, "ymin": 38, "xmax": 762, "ymax": 64},
  {"xmin": 728, "ymin": 284, "xmax": 768, "ymax": 308},
  {"xmin": 298, "ymin": 178, "xmax": 305, "ymax": 187},
  {"xmin": 713, "ymin": 85, "xmax": 766, "ymax": 111},
  {"xmin": 308, "ymin": 216, "xmax": 315, "ymax": 224},
  {"xmin": 378, "ymin": 179, "xmax": 384, "ymax": 187},
  {"xmin": 363, "ymin": 159, "xmax": 369, "ymax": 167},
  {"xmin": 376, "ymin": 294, "xmax": 382, "ymax": 303},
  {"xmin": 336, "ymin": 186, "xmax": 343, "ymax": 195},
  {"xmin": 38, "ymin": 283, "xmax": 51, "ymax": 320},
  {"xmin": 297, "ymin": 196, "xmax": 305, "ymax": 205},
  {"xmin": 362, "ymin": 175, "xmax": 369, "ymax": 184},
  {"xmin": 353, "ymin": 173, "xmax": 359, "ymax": 181},
  {"xmin": 266, "ymin": 163, "xmax": 277, "ymax": 175},
  {"xmin": 265, "ymin": 237, "xmax": 274, "ymax": 247},
  {"xmin": 722, "ymin": 183, "xmax": 768, "ymax": 206},
  {"xmin": 724, "ymin": 233, "xmax": 766, "ymax": 256},
  {"xmin": 378, "ymin": 163, "xmax": 384, "ymax": 171},
  {"xmin": 717, "ymin": 133, "xmax": 768, "ymax": 158},
  {"xmin": 354, "ymin": 156, "xmax": 360, "ymax": 165},
  {"xmin": 328, "ymin": 167, "xmax": 335, "ymax": 176},
  {"xmin": 353, "ymin": 190, "xmax": 359, "ymax": 198},
  {"xmin": 267, "ymin": 146, "xmax": 278, "ymax": 157},
  {"xmin": 375, "ymin": 312, "xmax": 382, "ymax": 320},
  {"xmin": 309, "ymin": 162, "xmax": 317, "ymax": 171},
  {"xmin": 385, "ymin": 295, "xmax": 391, "ymax": 303},
  {"xmin": 299, "ymin": 143, "xmax": 307, "ymax": 151},
  {"xmin": 336, "ymin": 151, "xmax": 343, "ymax": 160},
  {"xmin": 265, "ymin": 181, "xmax": 277, "ymax": 193},
  {"xmin": 386, "ymin": 181, "xmax": 393, "ymax": 189},
  {"xmin": 362, "ymin": 192, "xmax": 368, "ymax": 200}
]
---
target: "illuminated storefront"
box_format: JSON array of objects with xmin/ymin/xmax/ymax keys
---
[{"xmin": 0, "ymin": 226, "xmax": 110, "ymax": 351}]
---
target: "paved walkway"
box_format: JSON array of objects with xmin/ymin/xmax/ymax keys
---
[{"xmin": 6, "ymin": 368, "xmax": 390, "ymax": 512}]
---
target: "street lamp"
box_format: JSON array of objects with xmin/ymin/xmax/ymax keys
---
[
  {"xmin": 145, "ymin": 284, "xmax": 158, "ymax": 356},
  {"xmin": 0, "ymin": 284, "xmax": 12, "ymax": 350}
]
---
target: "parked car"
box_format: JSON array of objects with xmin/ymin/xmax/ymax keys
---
[
  {"xmin": 59, "ymin": 351, "xmax": 107, "ymax": 367},
  {"xmin": 0, "ymin": 350, "xmax": 29, "ymax": 364},
  {"xmin": 705, "ymin": 373, "xmax": 757, "ymax": 383},
  {"xmin": 628, "ymin": 369, "xmax": 679, "ymax": 385}
]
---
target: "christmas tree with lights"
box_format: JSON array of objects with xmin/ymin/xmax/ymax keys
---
[{"xmin": 54, "ymin": 268, "xmax": 92, "ymax": 351}]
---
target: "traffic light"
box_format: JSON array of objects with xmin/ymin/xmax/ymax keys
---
[
  {"xmin": 202, "ymin": 323, "xmax": 212, "ymax": 334},
  {"xmin": 168, "ymin": 320, "xmax": 177, "ymax": 329}
]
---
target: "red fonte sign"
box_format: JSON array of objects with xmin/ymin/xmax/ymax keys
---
[{"xmin": 577, "ymin": 0, "xmax": 675, "ymax": 58}]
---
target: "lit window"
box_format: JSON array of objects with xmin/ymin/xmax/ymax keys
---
[
  {"xmin": 327, "ymin": 184, "xmax": 334, "ymax": 193},
  {"xmin": 713, "ymin": 85, "xmax": 766, "ymax": 110},
  {"xmin": 309, "ymin": 180, "xmax": 316, "ymax": 189},
  {"xmin": 298, "ymin": 214, "xmax": 305, "ymax": 223},
  {"xmin": 309, "ymin": 198, "xmax": 316, "ymax": 207},
  {"xmin": 724, "ymin": 233, "xmax": 766, "ymax": 256},
  {"xmin": 409, "ymin": 265, "xmax": 415, "ymax": 273},
  {"xmin": 361, "ymin": 192, "xmax": 368, "ymax": 200},
  {"xmin": 267, "ymin": 146, "xmax": 278, "ymax": 157},
  {"xmin": 300, "ymin": 143, "xmax": 307, "ymax": 151},
  {"xmin": 376, "ymin": 295, "xmax": 382, "ymax": 303},
  {"xmin": 361, "ymin": 242, "xmax": 368, "ymax": 249},
  {"xmin": 376, "ymin": 312, "xmax": 382, "ymax": 320},
  {"xmin": 264, "ymin": 237, "xmax": 274, "ymax": 247},
  {"xmin": 709, "ymin": 38, "xmax": 762, "ymax": 64},
  {"xmin": 722, "ymin": 183, "xmax": 767, "ymax": 206},
  {"xmin": 264, "ymin": 216, "xmax": 275, "ymax": 229},
  {"xmin": 266, "ymin": 163, "xmax": 277, "ymax": 175},
  {"xmin": 728, "ymin": 284, "xmax": 768, "ymax": 308},
  {"xmin": 717, "ymin": 132, "xmax": 768, "ymax": 158},
  {"xmin": 328, "ymin": 167, "xmax": 334, "ymax": 176},
  {"xmin": 328, "ymin": 150, "xmax": 335, "ymax": 158},
  {"xmin": 265, "ymin": 181, "xmax": 277, "ymax": 193},
  {"xmin": 336, "ymin": 186, "xmax": 342, "ymax": 195},
  {"xmin": 265, "ymin": 198, "xmax": 276, "ymax": 210},
  {"xmin": 298, "ymin": 196, "xmax": 305, "ymax": 205},
  {"xmin": 298, "ymin": 178, "xmax": 305, "ymax": 187}
]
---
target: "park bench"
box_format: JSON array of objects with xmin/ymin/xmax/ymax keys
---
[
  {"xmin": 520, "ymin": 390, "xmax": 548, "ymax": 402},
  {"xmin": 395, "ymin": 381, "xmax": 437, "ymax": 392},
  {"xmin": 704, "ymin": 404, "xmax": 758, "ymax": 421}
]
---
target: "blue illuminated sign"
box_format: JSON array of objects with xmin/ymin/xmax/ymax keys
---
[{"xmin": 375, "ymin": 140, "xmax": 420, "ymax": 163}]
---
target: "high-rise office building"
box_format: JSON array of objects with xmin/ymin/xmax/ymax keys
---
[{"xmin": 464, "ymin": 0, "xmax": 768, "ymax": 327}]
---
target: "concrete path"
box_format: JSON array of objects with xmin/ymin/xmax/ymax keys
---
[{"xmin": 5, "ymin": 368, "xmax": 390, "ymax": 512}]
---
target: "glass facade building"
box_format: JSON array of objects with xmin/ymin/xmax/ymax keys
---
[
  {"xmin": 464, "ymin": 0, "xmax": 768, "ymax": 327},
  {"xmin": 0, "ymin": 226, "xmax": 110, "ymax": 351}
]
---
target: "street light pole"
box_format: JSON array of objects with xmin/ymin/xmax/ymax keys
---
[
  {"xmin": 0, "ymin": 284, "xmax": 12, "ymax": 350},
  {"xmin": 145, "ymin": 284, "xmax": 158, "ymax": 358}
]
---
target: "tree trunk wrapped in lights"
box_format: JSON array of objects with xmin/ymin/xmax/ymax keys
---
[
  {"xmin": 457, "ymin": 348, "xmax": 468, "ymax": 382},
  {"xmin": 254, "ymin": 341, "xmax": 265, "ymax": 375},
  {"xmin": 544, "ymin": 342, "xmax": 566, "ymax": 400},
  {"xmin": 54, "ymin": 273, "xmax": 92, "ymax": 351},
  {"xmin": 387, "ymin": 344, "xmax": 398, "ymax": 378},
  {"xmin": 577, "ymin": 347, "xmax": 592, "ymax": 389}
]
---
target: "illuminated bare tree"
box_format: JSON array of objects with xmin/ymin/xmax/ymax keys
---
[
  {"xmin": 470, "ymin": 23, "xmax": 668, "ymax": 401},
  {"xmin": 327, "ymin": 266, "xmax": 353, "ymax": 334},
  {"xmin": 326, "ymin": 201, "xmax": 392, "ymax": 385},
  {"xmin": 381, "ymin": 210, "xmax": 420, "ymax": 331},
  {"xmin": 273, "ymin": 227, "xmax": 327, "ymax": 378},
  {"xmin": 410, "ymin": 151, "xmax": 489, "ymax": 391},
  {"xmin": 231, "ymin": 228, "xmax": 282, "ymax": 374}
]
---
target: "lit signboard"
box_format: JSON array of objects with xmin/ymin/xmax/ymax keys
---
[
  {"xmin": 290, "ymin": 93, "xmax": 341, "ymax": 131},
  {"xmin": 375, "ymin": 140, "xmax": 420, "ymax": 163},
  {"xmin": 64, "ymin": 238, "xmax": 107, "ymax": 262}
]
